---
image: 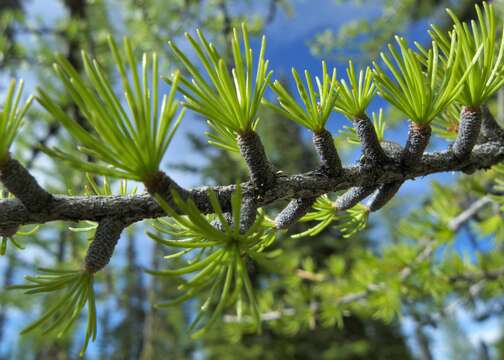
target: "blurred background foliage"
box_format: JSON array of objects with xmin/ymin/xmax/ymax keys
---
[{"xmin": 0, "ymin": 0, "xmax": 503, "ymax": 359}]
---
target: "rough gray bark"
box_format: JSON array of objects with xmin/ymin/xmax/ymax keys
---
[
  {"xmin": 453, "ymin": 106, "xmax": 482, "ymax": 159},
  {"xmin": 334, "ymin": 186, "xmax": 376, "ymax": 211},
  {"xmin": 144, "ymin": 171, "xmax": 189, "ymax": 203},
  {"xmin": 402, "ymin": 123, "xmax": 432, "ymax": 168},
  {"xmin": 368, "ymin": 122, "xmax": 431, "ymax": 211},
  {"xmin": 480, "ymin": 105, "xmax": 504, "ymax": 141},
  {"xmin": 313, "ymin": 129, "xmax": 342, "ymax": 177},
  {"xmin": 239, "ymin": 197, "xmax": 258, "ymax": 232},
  {"xmin": 1, "ymin": 139, "xmax": 502, "ymax": 229},
  {"xmin": 85, "ymin": 217, "xmax": 126, "ymax": 273},
  {"xmin": 275, "ymin": 197, "xmax": 316, "ymax": 229},
  {"xmin": 237, "ymin": 130, "xmax": 276, "ymax": 189},
  {"xmin": 380, "ymin": 140, "xmax": 403, "ymax": 161},
  {"xmin": 367, "ymin": 182, "xmax": 403, "ymax": 212},
  {"xmin": 0, "ymin": 156, "xmax": 53, "ymax": 212},
  {"xmin": 352, "ymin": 114, "xmax": 389, "ymax": 165}
]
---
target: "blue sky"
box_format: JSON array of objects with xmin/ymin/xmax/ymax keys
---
[{"xmin": 1, "ymin": 0, "xmax": 501, "ymax": 358}]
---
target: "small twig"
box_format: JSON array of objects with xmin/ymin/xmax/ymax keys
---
[
  {"xmin": 367, "ymin": 182, "xmax": 402, "ymax": 212},
  {"xmin": 334, "ymin": 186, "xmax": 376, "ymax": 211},
  {"xmin": 402, "ymin": 122, "xmax": 432, "ymax": 168},
  {"xmin": 237, "ymin": 130, "xmax": 276, "ymax": 189},
  {"xmin": 296, "ymin": 269, "xmax": 326, "ymax": 282},
  {"xmin": 449, "ymin": 266, "xmax": 504, "ymax": 283},
  {"xmin": 368, "ymin": 122, "xmax": 431, "ymax": 211},
  {"xmin": 453, "ymin": 106, "xmax": 482, "ymax": 159},
  {"xmin": 313, "ymin": 129, "xmax": 342, "ymax": 177},
  {"xmin": 480, "ymin": 105, "xmax": 504, "ymax": 142},
  {"xmin": 352, "ymin": 114, "xmax": 389, "ymax": 165},
  {"xmin": 448, "ymin": 196, "xmax": 493, "ymax": 231},
  {"xmin": 85, "ymin": 217, "xmax": 126, "ymax": 273},
  {"xmin": 275, "ymin": 197, "xmax": 316, "ymax": 229},
  {"xmin": 239, "ymin": 196, "xmax": 257, "ymax": 233},
  {"xmin": 0, "ymin": 155, "xmax": 53, "ymax": 212}
]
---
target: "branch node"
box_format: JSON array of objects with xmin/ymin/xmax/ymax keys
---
[
  {"xmin": 144, "ymin": 171, "xmax": 189, "ymax": 203},
  {"xmin": 0, "ymin": 155, "xmax": 53, "ymax": 213},
  {"xmin": 402, "ymin": 122, "xmax": 432, "ymax": 168},
  {"xmin": 334, "ymin": 186, "xmax": 375, "ymax": 211},
  {"xmin": 452, "ymin": 106, "xmax": 482, "ymax": 160},
  {"xmin": 367, "ymin": 181, "xmax": 403, "ymax": 212},
  {"xmin": 313, "ymin": 129, "xmax": 342, "ymax": 177},
  {"xmin": 237, "ymin": 130, "xmax": 276, "ymax": 189},
  {"xmin": 353, "ymin": 114, "xmax": 389, "ymax": 165},
  {"xmin": 275, "ymin": 197, "xmax": 316, "ymax": 229},
  {"xmin": 85, "ymin": 217, "xmax": 125, "ymax": 273}
]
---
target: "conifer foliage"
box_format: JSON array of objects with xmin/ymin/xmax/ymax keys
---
[{"xmin": 0, "ymin": 2, "xmax": 504, "ymax": 356}]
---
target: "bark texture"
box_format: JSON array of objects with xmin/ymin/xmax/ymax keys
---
[
  {"xmin": 85, "ymin": 217, "xmax": 125, "ymax": 273},
  {"xmin": 275, "ymin": 197, "xmax": 316, "ymax": 229},
  {"xmin": 353, "ymin": 114, "xmax": 389, "ymax": 165},
  {"xmin": 334, "ymin": 186, "xmax": 376, "ymax": 211},
  {"xmin": 237, "ymin": 131, "xmax": 276, "ymax": 189},
  {"xmin": 313, "ymin": 129, "xmax": 342, "ymax": 177},
  {"xmin": 144, "ymin": 171, "xmax": 189, "ymax": 204},
  {"xmin": 402, "ymin": 123, "xmax": 432, "ymax": 168},
  {"xmin": 480, "ymin": 105, "xmax": 504, "ymax": 141},
  {"xmin": 368, "ymin": 182, "xmax": 403, "ymax": 212},
  {"xmin": 0, "ymin": 139, "xmax": 502, "ymax": 229},
  {"xmin": 0, "ymin": 156, "xmax": 53, "ymax": 212},
  {"xmin": 453, "ymin": 106, "xmax": 482, "ymax": 159}
]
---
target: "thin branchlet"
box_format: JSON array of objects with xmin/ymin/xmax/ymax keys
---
[
  {"xmin": 313, "ymin": 129, "xmax": 342, "ymax": 177},
  {"xmin": 402, "ymin": 123, "xmax": 432, "ymax": 168},
  {"xmin": 0, "ymin": 156, "xmax": 53, "ymax": 212},
  {"xmin": 237, "ymin": 130, "xmax": 276, "ymax": 189},
  {"xmin": 369, "ymin": 122, "xmax": 431, "ymax": 211},
  {"xmin": 480, "ymin": 105, "xmax": 504, "ymax": 142},
  {"xmin": 210, "ymin": 212, "xmax": 233, "ymax": 232},
  {"xmin": 0, "ymin": 138, "xmax": 503, "ymax": 229},
  {"xmin": 85, "ymin": 217, "xmax": 125, "ymax": 273},
  {"xmin": 334, "ymin": 186, "xmax": 376, "ymax": 211},
  {"xmin": 452, "ymin": 106, "xmax": 482, "ymax": 159},
  {"xmin": 144, "ymin": 171, "xmax": 189, "ymax": 203},
  {"xmin": 210, "ymin": 198, "xmax": 257, "ymax": 233},
  {"xmin": 380, "ymin": 140, "xmax": 403, "ymax": 161},
  {"xmin": 275, "ymin": 197, "xmax": 316, "ymax": 229},
  {"xmin": 367, "ymin": 182, "xmax": 403, "ymax": 212},
  {"xmin": 0, "ymin": 225, "xmax": 18, "ymax": 238},
  {"xmin": 353, "ymin": 114, "xmax": 389, "ymax": 165},
  {"xmin": 239, "ymin": 197, "xmax": 258, "ymax": 233}
]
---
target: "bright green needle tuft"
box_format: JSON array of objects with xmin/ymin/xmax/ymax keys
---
[
  {"xmin": 0, "ymin": 79, "xmax": 33, "ymax": 165},
  {"xmin": 37, "ymin": 37, "xmax": 184, "ymax": 181},
  {"xmin": 166, "ymin": 23, "xmax": 272, "ymax": 152},
  {"xmin": 264, "ymin": 61, "xmax": 338, "ymax": 133},
  {"xmin": 147, "ymin": 186, "xmax": 276, "ymax": 337}
]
